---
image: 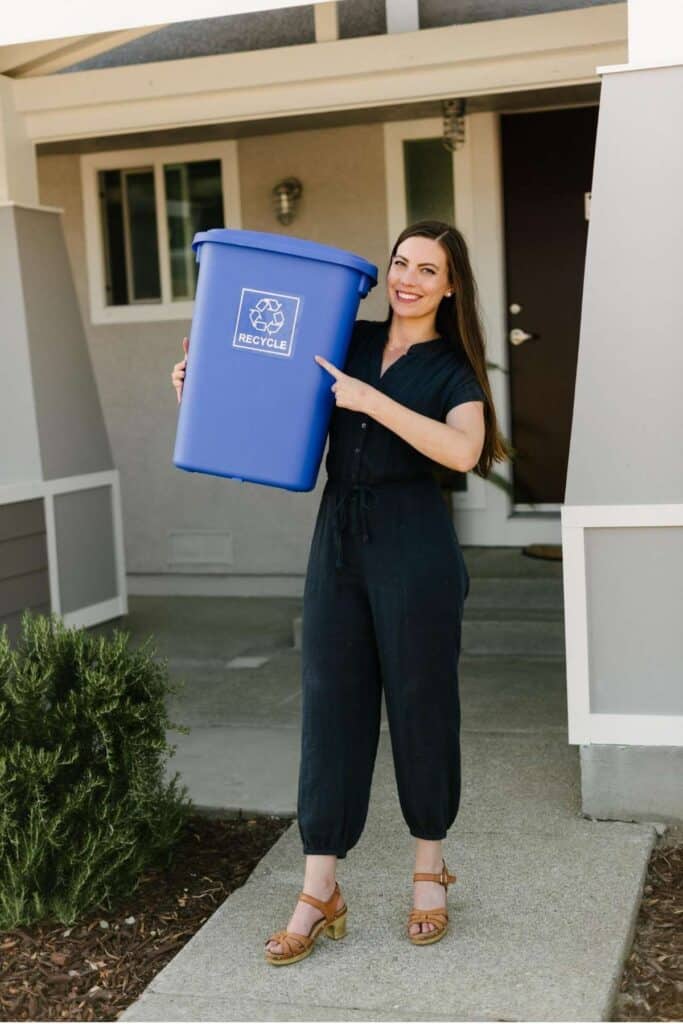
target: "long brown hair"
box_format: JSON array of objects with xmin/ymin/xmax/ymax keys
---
[{"xmin": 384, "ymin": 220, "xmax": 510, "ymax": 478}]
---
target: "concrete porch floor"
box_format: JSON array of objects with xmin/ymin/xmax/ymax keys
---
[{"xmin": 89, "ymin": 548, "xmax": 655, "ymax": 1021}]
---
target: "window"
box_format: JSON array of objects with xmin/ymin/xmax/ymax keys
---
[
  {"xmin": 82, "ymin": 142, "xmax": 241, "ymax": 323},
  {"xmin": 403, "ymin": 137, "xmax": 455, "ymax": 226}
]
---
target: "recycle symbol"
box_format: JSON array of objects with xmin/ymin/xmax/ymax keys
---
[{"xmin": 249, "ymin": 297, "xmax": 286, "ymax": 335}]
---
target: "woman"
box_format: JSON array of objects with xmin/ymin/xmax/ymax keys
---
[{"xmin": 171, "ymin": 220, "xmax": 509, "ymax": 963}]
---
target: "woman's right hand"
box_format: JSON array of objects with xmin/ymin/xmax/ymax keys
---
[{"xmin": 171, "ymin": 336, "xmax": 189, "ymax": 404}]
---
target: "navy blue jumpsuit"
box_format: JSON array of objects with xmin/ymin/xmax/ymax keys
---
[{"xmin": 297, "ymin": 318, "xmax": 486, "ymax": 858}]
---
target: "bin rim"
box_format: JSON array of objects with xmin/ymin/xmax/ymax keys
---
[{"xmin": 192, "ymin": 228, "xmax": 378, "ymax": 282}]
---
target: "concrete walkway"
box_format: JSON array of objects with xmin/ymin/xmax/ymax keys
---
[{"xmin": 105, "ymin": 549, "xmax": 656, "ymax": 1022}]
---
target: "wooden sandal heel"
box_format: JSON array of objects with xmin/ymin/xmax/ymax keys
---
[{"xmin": 325, "ymin": 910, "xmax": 347, "ymax": 939}]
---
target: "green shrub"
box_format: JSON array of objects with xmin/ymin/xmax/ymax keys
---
[{"xmin": 0, "ymin": 610, "xmax": 193, "ymax": 929}]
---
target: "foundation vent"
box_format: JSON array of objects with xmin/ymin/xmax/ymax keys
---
[{"xmin": 168, "ymin": 530, "xmax": 234, "ymax": 570}]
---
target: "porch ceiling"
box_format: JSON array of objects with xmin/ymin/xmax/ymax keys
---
[
  {"xmin": 15, "ymin": 5, "xmax": 626, "ymax": 146},
  {"xmin": 36, "ymin": 82, "xmax": 601, "ymax": 155}
]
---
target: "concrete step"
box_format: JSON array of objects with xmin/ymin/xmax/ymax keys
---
[
  {"xmin": 291, "ymin": 551, "xmax": 565, "ymax": 656},
  {"xmin": 463, "ymin": 545, "xmax": 564, "ymax": 580},
  {"xmin": 293, "ymin": 597, "xmax": 565, "ymax": 657},
  {"xmin": 462, "ymin": 616, "xmax": 565, "ymax": 658},
  {"xmin": 467, "ymin": 576, "xmax": 563, "ymax": 610}
]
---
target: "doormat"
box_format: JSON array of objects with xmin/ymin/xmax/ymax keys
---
[{"xmin": 522, "ymin": 543, "xmax": 563, "ymax": 561}]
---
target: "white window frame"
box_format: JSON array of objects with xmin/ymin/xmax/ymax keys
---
[{"xmin": 81, "ymin": 140, "xmax": 241, "ymax": 324}]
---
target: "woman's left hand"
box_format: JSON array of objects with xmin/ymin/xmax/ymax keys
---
[{"xmin": 314, "ymin": 355, "xmax": 376, "ymax": 415}]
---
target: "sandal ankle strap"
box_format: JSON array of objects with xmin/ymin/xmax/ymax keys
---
[
  {"xmin": 298, "ymin": 881, "xmax": 341, "ymax": 921},
  {"xmin": 413, "ymin": 859, "xmax": 456, "ymax": 888}
]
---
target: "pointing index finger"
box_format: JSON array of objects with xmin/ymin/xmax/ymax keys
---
[{"xmin": 314, "ymin": 355, "xmax": 342, "ymax": 379}]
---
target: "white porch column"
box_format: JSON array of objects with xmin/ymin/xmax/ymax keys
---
[
  {"xmin": 0, "ymin": 74, "xmax": 38, "ymax": 204},
  {"xmin": 0, "ymin": 72, "xmax": 127, "ymax": 638},
  {"xmin": 562, "ymin": 0, "xmax": 683, "ymax": 822},
  {"xmin": 627, "ymin": 0, "xmax": 683, "ymax": 67}
]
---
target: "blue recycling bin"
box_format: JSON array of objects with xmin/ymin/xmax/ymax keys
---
[{"xmin": 172, "ymin": 228, "xmax": 378, "ymax": 491}]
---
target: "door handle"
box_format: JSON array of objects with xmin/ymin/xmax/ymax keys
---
[{"xmin": 509, "ymin": 328, "xmax": 537, "ymax": 346}]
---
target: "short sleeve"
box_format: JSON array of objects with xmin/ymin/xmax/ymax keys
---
[{"xmin": 440, "ymin": 361, "xmax": 486, "ymax": 420}]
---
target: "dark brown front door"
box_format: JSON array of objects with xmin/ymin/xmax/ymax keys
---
[{"xmin": 501, "ymin": 105, "xmax": 599, "ymax": 504}]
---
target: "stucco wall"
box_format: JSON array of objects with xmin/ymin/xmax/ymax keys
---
[{"xmin": 36, "ymin": 122, "xmax": 389, "ymax": 587}]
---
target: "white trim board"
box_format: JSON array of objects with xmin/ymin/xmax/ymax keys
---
[
  {"xmin": 62, "ymin": 596, "xmax": 128, "ymax": 630},
  {"xmin": 0, "ymin": 469, "xmax": 123, "ymax": 503},
  {"xmin": 0, "ymin": 200, "xmax": 63, "ymax": 214},
  {"xmin": 80, "ymin": 139, "xmax": 241, "ymax": 325},
  {"xmin": 561, "ymin": 502, "xmax": 683, "ymax": 747}
]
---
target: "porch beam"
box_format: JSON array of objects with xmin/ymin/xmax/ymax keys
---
[{"xmin": 14, "ymin": 5, "xmax": 626, "ymax": 144}]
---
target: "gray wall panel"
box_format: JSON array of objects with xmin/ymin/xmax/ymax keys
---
[
  {"xmin": 54, "ymin": 486, "xmax": 117, "ymax": 613},
  {"xmin": 585, "ymin": 526, "xmax": 683, "ymax": 715},
  {"xmin": 0, "ymin": 208, "xmax": 43, "ymax": 484},
  {"xmin": 0, "ymin": 498, "xmax": 50, "ymax": 639},
  {"xmin": 15, "ymin": 207, "xmax": 113, "ymax": 481},
  {"xmin": 0, "ymin": 532, "xmax": 48, "ymax": 580},
  {"xmin": 0, "ymin": 498, "xmax": 45, "ymax": 539},
  {"xmin": 0, "ymin": 570, "xmax": 51, "ymax": 618},
  {"xmin": 565, "ymin": 66, "xmax": 683, "ymax": 506}
]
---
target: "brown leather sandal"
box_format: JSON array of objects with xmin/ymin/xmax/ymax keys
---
[
  {"xmin": 407, "ymin": 858, "xmax": 457, "ymax": 946},
  {"xmin": 264, "ymin": 881, "xmax": 347, "ymax": 965}
]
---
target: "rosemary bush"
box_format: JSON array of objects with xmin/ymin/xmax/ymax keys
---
[{"xmin": 0, "ymin": 611, "xmax": 192, "ymax": 929}]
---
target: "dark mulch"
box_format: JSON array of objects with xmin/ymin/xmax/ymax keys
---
[
  {"xmin": 614, "ymin": 831, "xmax": 683, "ymax": 1021},
  {"xmin": 0, "ymin": 813, "xmax": 293, "ymax": 1023}
]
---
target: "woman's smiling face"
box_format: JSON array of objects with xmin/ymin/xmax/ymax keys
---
[{"xmin": 386, "ymin": 235, "xmax": 452, "ymax": 319}]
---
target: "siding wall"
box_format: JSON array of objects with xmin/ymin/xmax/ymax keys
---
[
  {"xmin": 36, "ymin": 122, "xmax": 389, "ymax": 588},
  {"xmin": 0, "ymin": 500, "xmax": 50, "ymax": 645}
]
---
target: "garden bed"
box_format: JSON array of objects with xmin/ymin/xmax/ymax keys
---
[
  {"xmin": 0, "ymin": 813, "xmax": 292, "ymax": 1022},
  {"xmin": 614, "ymin": 829, "xmax": 683, "ymax": 1021}
]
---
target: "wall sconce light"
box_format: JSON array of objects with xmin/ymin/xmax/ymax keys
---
[
  {"xmin": 441, "ymin": 98, "xmax": 467, "ymax": 152},
  {"xmin": 272, "ymin": 177, "xmax": 303, "ymax": 225}
]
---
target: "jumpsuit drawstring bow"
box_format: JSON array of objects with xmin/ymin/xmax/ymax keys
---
[{"xmin": 331, "ymin": 483, "xmax": 378, "ymax": 571}]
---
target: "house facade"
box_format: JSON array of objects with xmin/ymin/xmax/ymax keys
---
[
  {"xmin": 2, "ymin": 0, "xmax": 626, "ymax": 605},
  {"xmin": 2, "ymin": 0, "xmax": 680, "ymax": 820}
]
